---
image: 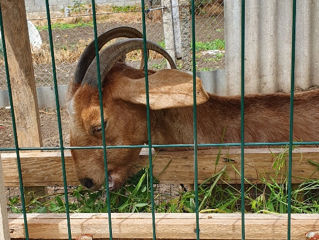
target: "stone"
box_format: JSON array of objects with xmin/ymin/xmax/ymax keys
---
[{"xmin": 27, "ymin": 21, "xmax": 43, "ymax": 50}]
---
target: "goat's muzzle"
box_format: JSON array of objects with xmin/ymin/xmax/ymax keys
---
[{"xmin": 80, "ymin": 177, "xmax": 94, "ymax": 189}]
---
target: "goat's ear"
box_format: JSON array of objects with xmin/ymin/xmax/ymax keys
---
[{"xmin": 116, "ymin": 69, "xmax": 209, "ymax": 110}]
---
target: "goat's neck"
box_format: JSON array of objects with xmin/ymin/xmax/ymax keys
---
[
  {"xmin": 150, "ymin": 95, "xmax": 242, "ymax": 145},
  {"xmin": 151, "ymin": 90, "xmax": 319, "ymax": 145}
]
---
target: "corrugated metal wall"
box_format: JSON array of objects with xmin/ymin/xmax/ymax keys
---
[{"xmin": 225, "ymin": 0, "xmax": 319, "ymax": 96}]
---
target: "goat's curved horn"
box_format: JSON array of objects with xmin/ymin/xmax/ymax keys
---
[
  {"xmin": 74, "ymin": 27, "xmax": 145, "ymax": 86},
  {"xmin": 82, "ymin": 38, "xmax": 177, "ymax": 87}
]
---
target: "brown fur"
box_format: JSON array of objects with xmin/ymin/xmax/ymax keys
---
[{"xmin": 69, "ymin": 62, "xmax": 319, "ymax": 190}]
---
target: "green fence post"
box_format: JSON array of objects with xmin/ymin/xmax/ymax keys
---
[
  {"xmin": 240, "ymin": 0, "xmax": 246, "ymax": 239},
  {"xmin": 288, "ymin": 0, "xmax": 297, "ymax": 239},
  {"xmin": 140, "ymin": 0, "xmax": 157, "ymax": 239},
  {"xmin": 44, "ymin": 1, "xmax": 72, "ymax": 239},
  {"xmin": 190, "ymin": 0, "xmax": 200, "ymax": 239},
  {"xmin": 90, "ymin": 1, "xmax": 113, "ymax": 239}
]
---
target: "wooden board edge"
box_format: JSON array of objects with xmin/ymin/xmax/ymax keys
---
[
  {"xmin": 2, "ymin": 147, "xmax": 319, "ymax": 186},
  {"xmin": 0, "ymin": 155, "xmax": 10, "ymax": 240},
  {"xmin": 7, "ymin": 213, "xmax": 319, "ymax": 239}
]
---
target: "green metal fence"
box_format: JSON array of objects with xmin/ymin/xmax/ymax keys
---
[{"xmin": 0, "ymin": 0, "xmax": 301, "ymax": 239}]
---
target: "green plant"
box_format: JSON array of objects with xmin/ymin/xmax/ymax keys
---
[
  {"xmin": 8, "ymin": 148, "xmax": 319, "ymax": 214},
  {"xmin": 8, "ymin": 168, "xmax": 154, "ymax": 214},
  {"xmin": 158, "ymin": 39, "xmax": 225, "ymax": 51},
  {"xmin": 198, "ymin": 67, "xmax": 214, "ymax": 71},
  {"xmin": 36, "ymin": 21, "xmax": 93, "ymax": 31},
  {"xmin": 151, "ymin": 59, "xmax": 167, "ymax": 70},
  {"xmin": 111, "ymin": 5, "xmax": 139, "ymax": 13},
  {"xmin": 71, "ymin": 0, "xmax": 86, "ymax": 13},
  {"xmin": 202, "ymin": 52, "xmax": 225, "ymax": 64},
  {"xmin": 195, "ymin": 39, "xmax": 225, "ymax": 51},
  {"xmin": 157, "ymin": 41, "xmax": 165, "ymax": 48}
]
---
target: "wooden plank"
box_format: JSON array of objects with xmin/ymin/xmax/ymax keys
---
[
  {"xmin": 0, "ymin": 0, "xmax": 42, "ymax": 147},
  {"xmin": 2, "ymin": 147, "xmax": 319, "ymax": 186},
  {"xmin": 1, "ymin": 151, "xmax": 79, "ymax": 186},
  {"xmin": 7, "ymin": 213, "xmax": 319, "ymax": 239},
  {"xmin": 0, "ymin": 155, "xmax": 10, "ymax": 240},
  {"xmin": 1, "ymin": 0, "xmax": 45, "ymax": 200}
]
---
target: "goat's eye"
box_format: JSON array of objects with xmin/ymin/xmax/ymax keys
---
[{"xmin": 91, "ymin": 121, "xmax": 107, "ymax": 135}]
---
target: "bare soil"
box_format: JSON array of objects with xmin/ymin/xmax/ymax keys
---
[
  {"xmin": 0, "ymin": 14, "xmax": 225, "ymax": 89},
  {"xmin": 0, "ymin": 108, "xmax": 70, "ymax": 149},
  {"xmin": 37, "ymin": 16, "xmax": 224, "ymax": 48}
]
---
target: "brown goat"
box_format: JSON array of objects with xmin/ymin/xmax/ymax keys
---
[{"xmin": 68, "ymin": 27, "xmax": 319, "ymax": 190}]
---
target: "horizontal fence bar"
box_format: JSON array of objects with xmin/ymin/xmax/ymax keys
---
[
  {"xmin": 8, "ymin": 213, "xmax": 319, "ymax": 239},
  {"xmin": 2, "ymin": 141, "xmax": 319, "ymax": 152}
]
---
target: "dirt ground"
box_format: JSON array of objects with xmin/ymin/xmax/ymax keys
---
[
  {"xmin": 0, "ymin": 108, "xmax": 70, "ymax": 149},
  {"xmin": 37, "ymin": 17, "xmax": 224, "ymax": 48},
  {"xmin": 0, "ymin": 14, "xmax": 225, "ymax": 89}
]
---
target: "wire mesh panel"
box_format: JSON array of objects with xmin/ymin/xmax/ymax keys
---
[
  {"xmin": 0, "ymin": 0, "xmax": 317, "ymax": 240},
  {"xmin": 0, "ymin": 0, "xmax": 225, "ymax": 91}
]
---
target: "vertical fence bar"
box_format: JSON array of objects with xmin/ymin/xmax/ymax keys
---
[
  {"xmin": 240, "ymin": 0, "xmax": 246, "ymax": 239},
  {"xmin": 0, "ymin": 4, "xmax": 29, "ymax": 240},
  {"xmin": 44, "ymin": 1, "xmax": 72, "ymax": 239},
  {"xmin": 287, "ymin": 0, "xmax": 297, "ymax": 239},
  {"xmin": 90, "ymin": 1, "xmax": 113, "ymax": 239},
  {"xmin": 140, "ymin": 0, "xmax": 157, "ymax": 239},
  {"xmin": 190, "ymin": 0, "xmax": 200, "ymax": 239}
]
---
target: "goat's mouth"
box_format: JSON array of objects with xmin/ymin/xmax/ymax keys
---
[
  {"xmin": 108, "ymin": 174, "xmax": 116, "ymax": 191},
  {"xmin": 79, "ymin": 177, "xmax": 108, "ymax": 191},
  {"xmin": 79, "ymin": 173, "xmax": 120, "ymax": 191},
  {"xmin": 79, "ymin": 177, "xmax": 98, "ymax": 190}
]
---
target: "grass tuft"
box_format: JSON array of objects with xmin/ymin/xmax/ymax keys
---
[
  {"xmin": 37, "ymin": 20, "xmax": 93, "ymax": 31},
  {"xmin": 195, "ymin": 39, "xmax": 225, "ymax": 51},
  {"xmin": 111, "ymin": 5, "xmax": 140, "ymax": 13}
]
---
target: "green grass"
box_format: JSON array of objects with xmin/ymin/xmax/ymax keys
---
[
  {"xmin": 198, "ymin": 67, "xmax": 215, "ymax": 71},
  {"xmin": 9, "ymin": 168, "xmax": 153, "ymax": 213},
  {"xmin": 69, "ymin": 0, "xmax": 87, "ymax": 13},
  {"xmin": 111, "ymin": 5, "xmax": 139, "ymax": 13},
  {"xmin": 8, "ymin": 147, "xmax": 319, "ymax": 214},
  {"xmin": 158, "ymin": 39, "xmax": 225, "ymax": 51},
  {"xmin": 194, "ymin": 39, "xmax": 225, "ymax": 51},
  {"xmin": 151, "ymin": 59, "xmax": 167, "ymax": 70},
  {"xmin": 157, "ymin": 41, "xmax": 165, "ymax": 49},
  {"xmin": 37, "ymin": 21, "xmax": 93, "ymax": 31}
]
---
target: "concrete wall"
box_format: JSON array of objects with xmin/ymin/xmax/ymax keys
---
[{"xmin": 25, "ymin": 0, "xmax": 141, "ymax": 13}]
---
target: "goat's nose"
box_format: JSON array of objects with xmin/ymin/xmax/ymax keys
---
[{"xmin": 80, "ymin": 178, "xmax": 94, "ymax": 189}]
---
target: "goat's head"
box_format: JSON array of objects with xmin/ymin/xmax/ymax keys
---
[{"xmin": 68, "ymin": 27, "xmax": 209, "ymax": 190}]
